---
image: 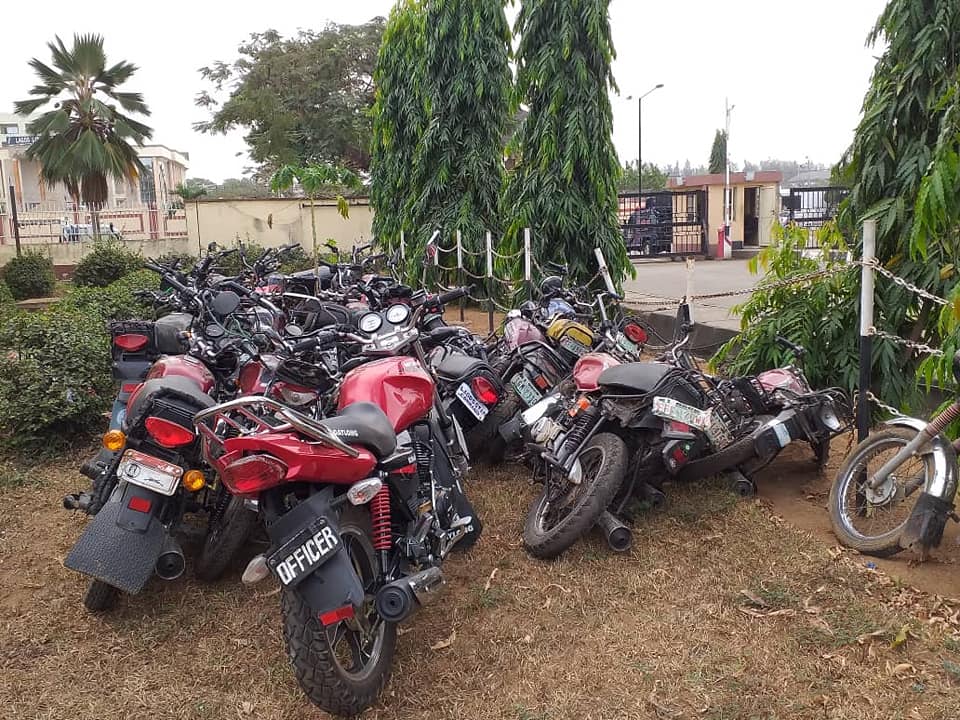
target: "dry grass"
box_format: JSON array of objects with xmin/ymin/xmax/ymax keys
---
[{"xmin": 1, "ymin": 447, "xmax": 960, "ymax": 720}]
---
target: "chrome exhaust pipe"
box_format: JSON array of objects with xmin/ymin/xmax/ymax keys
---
[
  {"xmin": 155, "ymin": 536, "xmax": 185, "ymax": 580},
  {"xmin": 597, "ymin": 511, "xmax": 632, "ymax": 552},
  {"xmin": 374, "ymin": 566, "xmax": 444, "ymax": 623}
]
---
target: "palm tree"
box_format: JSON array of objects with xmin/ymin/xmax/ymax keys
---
[{"xmin": 14, "ymin": 34, "xmax": 152, "ymax": 238}]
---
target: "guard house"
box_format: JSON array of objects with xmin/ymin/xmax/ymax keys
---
[{"xmin": 668, "ymin": 170, "xmax": 782, "ymax": 254}]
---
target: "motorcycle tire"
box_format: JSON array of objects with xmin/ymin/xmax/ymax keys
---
[
  {"xmin": 828, "ymin": 428, "xmax": 932, "ymax": 557},
  {"xmin": 523, "ymin": 432, "xmax": 628, "ymax": 560},
  {"xmin": 282, "ymin": 507, "xmax": 397, "ymax": 717},
  {"xmin": 83, "ymin": 579, "xmax": 119, "ymax": 613},
  {"xmin": 478, "ymin": 391, "xmax": 524, "ymax": 465},
  {"xmin": 674, "ymin": 434, "xmax": 758, "ymax": 484},
  {"xmin": 195, "ymin": 495, "xmax": 258, "ymax": 582}
]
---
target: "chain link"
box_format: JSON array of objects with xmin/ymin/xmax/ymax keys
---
[
  {"xmin": 861, "ymin": 259, "xmax": 949, "ymax": 307},
  {"xmin": 867, "ymin": 326, "xmax": 945, "ymax": 357},
  {"xmin": 862, "ymin": 389, "xmax": 905, "ymax": 417},
  {"xmin": 690, "ymin": 264, "xmax": 853, "ymax": 301}
]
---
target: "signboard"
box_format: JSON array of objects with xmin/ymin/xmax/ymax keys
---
[{"xmin": 2, "ymin": 135, "xmax": 37, "ymax": 147}]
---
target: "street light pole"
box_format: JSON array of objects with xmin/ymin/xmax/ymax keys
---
[
  {"xmin": 635, "ymin": 83, "xmax": 664, "ymax": 196},
  {"xmin": 723, "ymin": 97, "xmax": 736, "ymax": 259}
]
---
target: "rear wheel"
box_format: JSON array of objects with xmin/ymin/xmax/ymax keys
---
[
  {"xmin": 828, "ymin": 428, "xmax": 932, "ymax": 557},
  {"xmin": 195, "ymin": 494, "xmax": 258, "ymax": 581},
  {"xmin": 83, "ymin": 579, "xmax": 119, "ymax": 613},
  {"xmin": 479, "ymin": 391, "xmax": 524, "ymax": 465},
  {"xmin": 282, "ymin": 507, "xmax": 397, "ymax": 717},
  {"xmin": 523, "ymin": 432, "xmax": 628, "ymax": 559}
]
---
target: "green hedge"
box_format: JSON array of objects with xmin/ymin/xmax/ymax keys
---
[
  {"xmin": 2, "ymin": 251, "xmax": 56, "ymax": 300},
  {"xmin": 0, "ymin": 271, "xmax": 157, "ymax": 447},
  {"xmin": 72, "ymin": 239, "xmax": 143, "ymax": 287}
]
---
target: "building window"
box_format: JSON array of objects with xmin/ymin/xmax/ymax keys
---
[
  {"xmin": 115, "ymin": 197, "xmax": 126, "ymax": 207},
  {"xmin": 139, "ymin": 158, "xmax": 156, "ymax": 204},
  {"xmin": 0, "ymin": 124, "xmax": 19, "ymax": 135}
]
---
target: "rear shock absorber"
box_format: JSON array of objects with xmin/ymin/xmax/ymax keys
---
[
  {"xmin": 556, "ymin": 405, "xmax": 600, "ymax": 465},
  {"xmin": 370, "ymin": 486, "xmax": 392, "ymax": 552}
]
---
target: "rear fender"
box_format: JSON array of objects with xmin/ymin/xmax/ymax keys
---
[{"xmin": 267, "ymin": 489, "xmax": 365, "ymax": 617}]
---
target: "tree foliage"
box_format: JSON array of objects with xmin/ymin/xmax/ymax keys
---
[
  {"xmin": 619, "ymin": 161, "xmax": 667, "ymax": 193},
  {"xmin": 502, "ymin": 0, "xmax": 630, "ymax": 288},
  {"xmin": 406, "ymin": 0, "xmax": 511, "ymax": 267},
  {"xmin": 369, "ymin": 0, "xmax": 428, "ymax": 253},
  {"xmin": 708, "ymin": 129, "xmax": 727, "ymax": 175},
  {"xmin": 270, "ymin": 162, "xmax": 362, "ymax": 252},
  {"xmin": 195, "ymin": 20, "xmax": 384, "ymax": 173},
  {"xmin": 719, "ymin": 1, "xmax": 960, "ymax": 412},
  {"xmin": 15, "ymin": 34, "xmax": 151, "ymax": 232}
]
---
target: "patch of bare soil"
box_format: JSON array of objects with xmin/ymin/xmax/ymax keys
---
[
  {"xmin": 756, "ymin": 433, "xmax": 960, "ymax": 600},
  {"xmin": 2, "ymin": 451, "xmax": 960, "ymax": 719}
]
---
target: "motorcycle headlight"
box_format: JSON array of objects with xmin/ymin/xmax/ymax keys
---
[{"xmin": 818, "ymin": 404, "xmax": 842, "ymax": 432}]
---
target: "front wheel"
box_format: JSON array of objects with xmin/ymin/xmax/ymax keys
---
[
  {"xmin": 282, "ymin": 507, "xmax": 397, "ymax": 717},
  {"xmin": 523, "ymin": 432, "xmax": 628, "ymax": 559},
  {"xmin": 478, "ymin": 391, "xmax": 524, "ymax": 465},
  {"xmin": 828, "ymin": 428, "xmax": 933, "ymax": 557}
]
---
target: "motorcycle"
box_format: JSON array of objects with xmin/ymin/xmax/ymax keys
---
[{"xmin": 192, "ymin": 296, "xmax": 482, "ymax": 716}]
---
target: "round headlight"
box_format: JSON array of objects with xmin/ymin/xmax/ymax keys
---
[
  {"xmin": 819, "ymin": 404, "xmax": 842, "ymax": 432},
  {"xmin": 385, "ymin": 304, "xmax": 410, "ymax": 325},
  {"xmin": 359, "ymin": 312, "xmax": 383, "ymax": 333}
]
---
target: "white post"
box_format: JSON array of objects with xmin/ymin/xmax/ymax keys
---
[
  {"xmin": 593, "ymin": 247, "xmax": 617, "ymax": 296},
  {"xmin": 723, "ymin": 97, "xmax": 735, "ymax": 260},
  {"xmin": 685, "ymin": 256, "xmax": 696, "ymax": 325},
  {"xmin": 857, "ymin": 218, "xmax": 876, "ymax": 441},
  {"xmin": 523, "ymin": 227, "xmax": 532, "ymax": 283},
  {"xmin": 400, "ymin": 230, "xmax": 405, "ymax": 261},
  {"xmin": 456, "ymin": 229, "xmax": 463, "ymax": 272},
  {"xmin": 485, "ymin": 231, "xmax": 493, "ymax": 279}
]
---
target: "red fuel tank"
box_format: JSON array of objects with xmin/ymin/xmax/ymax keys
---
[
  {"xmin": 573, "ymin": 352, "xmax": 621, "ymax": 391},
  {"xmin": 338, "ymin": 356, "xmax": 434, "ymax": 432},
  {"xmin": 145, "ymin": 355, "xmax": 215, "ymax": 394}
]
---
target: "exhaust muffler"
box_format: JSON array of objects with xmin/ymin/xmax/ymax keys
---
[
  {"xmin": 155, "ymin": 536, "xmax": 186, "ymax": 580},
  {"xmin": 374, "ymin": 566, "xmax": 444, "ymax": 623},
  {"xmin": 597, "ymin": 511, "xmax": 632, "ymax": 552}
]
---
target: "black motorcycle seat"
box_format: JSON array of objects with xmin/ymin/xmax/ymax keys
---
[
  {"xmin": 598, "ymin": 362, "xmax": 673, "ymax": 392},
  {"xmin": 125, "ymin": 376, "xmax": 216, "ymax": 431},
  {"xmin": 435, "ymin": 352, "xmax": 485, "ymax": 381},
  {"xmin": 323, "ymin": 402, "xmax": 397, "ymax": 459},
  {"xmin": 153, "ymin": 313, "xmax": 192, "ymax": 354}
]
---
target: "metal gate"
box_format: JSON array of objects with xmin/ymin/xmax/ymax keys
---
[
  {"xmin": 784, "ymin": 186, "xmax": 848, "ymax": 244},
  {"xmin": 618, "ymin": 190, "xmax": 707, "ymax": 258}
]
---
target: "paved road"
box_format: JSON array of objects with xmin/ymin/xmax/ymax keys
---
[{"xmin": 623, "ymin": 257, "xmax": 761, "ymax": 331}]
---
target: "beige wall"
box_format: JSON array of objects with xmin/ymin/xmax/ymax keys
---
[
  {"xmin": 696, "ymin": 182, "xmax": 779, "ymax": 252},
  {"xmin": 186, "ymin": 197, "xmax": 374, "ymax": 253},
  {"xmin": 0, "ymin": 236, "xmax": 194, "ymax": 269}
]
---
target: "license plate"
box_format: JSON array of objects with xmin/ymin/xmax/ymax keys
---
[
  {"xmin": 118, "ymin": 449, "xmax": 183, "ymax": 496},
  {"xmin": 559, "ymin": 336, "xmax": 590, "ymax": 356},
  {"xmin": 616, "ymin": 333, "xmax": 637, "ymax": 355},
  {"xmin": 652, "ymin": 397, "xmax": 733, "ymax": 449},
  {"xmin": 267, "ymin": 518, "xmax": 341, "ymax": 587},
  {"xmin": 512, "ymin": 373, "xmax": 543, "ymax": 407},
  {"xmin": 455, "ymin": 382, "xmax": 489, "ymax": 421}
]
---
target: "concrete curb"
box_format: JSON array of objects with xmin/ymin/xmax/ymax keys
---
[{"xmin": 628, "ymin": 307, "xmax": 740, "ymax": 357}]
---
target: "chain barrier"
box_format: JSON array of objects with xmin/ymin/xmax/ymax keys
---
[
  {"xmin": 491, "ymin": 248, "xmax": 523, "ymax": 260},
  {"xmin": 858, "ymin": 390, "xmax": 905, "ymax": 418},
  {"xmin": 861, "ymin": 259, "xmax": 950, "ymax": 307},
  {"xmin": 866, "ymin": 327, "xmax": 945, "ymax": 357}
]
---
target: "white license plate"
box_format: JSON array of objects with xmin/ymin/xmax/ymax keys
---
[
  {"xmin": 616, "ymin": 333, "xmax": 637, "ymax": 355},
  {"xmin": 652, "ymin": 396, "xmax": 733, "ymax": 449},
  {"xmin": 118, "ymin": 449, "xmax": 183, "ymax": 496},
  {"xmin": 455, "ymin": 382, "xmax": 489, "ymax": 421},
  {"xmin": 512, "ymin": 373, "xmax": 543, "ymax": 407},
  {"xmin": 560, "ymin": 336, "xmax": 590, "ymax": 356},
  {"xmin": 268, "ymin": 521, "xmax": 341, "ymax": 586}
]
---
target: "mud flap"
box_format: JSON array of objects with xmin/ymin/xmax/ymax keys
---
[
  {"xmin": 64, "ymin": 495, "xmax": 165, "ymax": 594},
  {"xmin": 900, "ymin": 492, "xmax": 953, "ymax": 553}
]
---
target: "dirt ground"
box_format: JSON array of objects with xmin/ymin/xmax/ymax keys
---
[{"xmin": 2, "ymin": 444, "xmax": 960, "ymax": 720}]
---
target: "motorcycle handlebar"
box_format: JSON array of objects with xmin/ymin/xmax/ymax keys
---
[{"xmin": 437, "ymin": 285, "xmax": 473, "ymax": 305}]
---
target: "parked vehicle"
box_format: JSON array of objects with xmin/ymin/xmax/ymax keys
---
[{"xmin": 193, "ymin": 294, "xmax": 481, "ymax": 716}]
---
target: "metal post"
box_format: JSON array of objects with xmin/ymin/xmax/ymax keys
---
[
  {"xmin": 857, "ymin": 219, "xmax": 876, "ymax": 441},
  {"xmin": 638, "ymin": 97, "xmax": 642, "ymax": 196},
  {"xmin": 8, "ymin": 184, "xmax": 21, "ymax": 257},
  {"xmin": 523, "ymin": 227, "xmax": 532, "ymax": 301},
  {"xmin": 685, "ymin": 257, "xmax": 695, "ymax": 325},
  {"xmin": 723, "ymin": 98, "xmax": 735, "ymax": 260},
  {"xmin": 400, "ymin": 230, "xmax": 406, "ymax": 261},
  {"xmin": 593, "ymin": 247, "xmax": 617, "ymax": 296},
  {"xmin": 486, "ymin": 231, "xmax": 494, "ymax": 335},
  {"xmin": 456, "ymin": 230, "xmax": 465, "ymax": 322},
  {"xmin": 194, "ymin": 200, "xmax": 202, "ymax": 255}
]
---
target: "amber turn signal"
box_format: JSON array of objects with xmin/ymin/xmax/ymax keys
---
[
  {"xmin": 182, "ymin": 469, "xmax": 206, "ymax": 492},
  {"xmin": 102, "ymin": 429, "xmax": 126, "ymax": 452}
]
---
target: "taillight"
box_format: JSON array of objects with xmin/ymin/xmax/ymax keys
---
[
  {"xmin": 220, "ymin": 455, "xmax": 287, "ymax": 495},
  {"xmin": 470, "ymin": 376, "xmax": 499, "ymax": 405},
  {"xmin": 114, "ymin": 333, "xmax": 149, "ymax": 352},
  {"xmin": 121, "ymin": 382, "xmax": 141, "ymax": 394},
  {"xmin": 533, "ymin": 374, "xmax": 550, "ymax": 390},
  {"xmin": 128, "ymin": 496, "xmax": 152, "ymax": 513},
  {"xmin": 144, "ymin": 417, "xmax": 196, "ymax": 448},
  {"xmin": 319, "ymin": 604, "xmax": 355, "ymax": 626},
  {"xmin": 624, "ymin": 323, "xmax": 648, "ymax": 344}
]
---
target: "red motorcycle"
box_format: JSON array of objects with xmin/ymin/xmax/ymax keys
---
[{"xmin": 193, "ymin": 290, "xmax": 481, "ymax": 717}]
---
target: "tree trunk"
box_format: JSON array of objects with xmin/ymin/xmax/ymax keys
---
[
  {"xmin": 90, "ymin": 204, "xmax": 101, "ymax": 242},
  {"xmin": 310, "ymin": 195, "xmax": 318, "ymax": 283}
]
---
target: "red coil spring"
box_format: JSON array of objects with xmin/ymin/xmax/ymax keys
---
[
  {"xmin": 927, "ymin": 401, "xmax": 960, "ymax": 437},
  {"xmin": 370, "ymin": 486, "xmax": 392, "ymax": 551}
]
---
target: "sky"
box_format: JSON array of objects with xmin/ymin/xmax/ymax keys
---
[{"xmin": 0, "ymin": 0, "xmax": 889, "ymax": 182}]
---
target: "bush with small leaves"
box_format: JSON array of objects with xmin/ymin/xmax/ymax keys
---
[
  {"xmin": 2, "ymin": 251, "xmax": 56, "ymax": 300},
  {"xmin": 72, "ymin": 239, "xmax": 143, "ymax": 287}
]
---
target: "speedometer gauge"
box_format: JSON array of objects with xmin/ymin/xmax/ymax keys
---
[
  {"xmin": 385, "ymin": 304, "xmax": 410, "ymax": 325},
  {"xmin": 359, "ymin": 312, "xmax": 383, "ymax": 333}
]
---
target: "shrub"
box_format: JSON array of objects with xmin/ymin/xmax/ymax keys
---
[
  {"xmin": 72, "ymin": 239, "xmax": 143, "ymax": 287},
  {"xmin": 151, "ymin": 251, "xmax": 197, "ymax": 273},
  {"xmin": 215, "ymin": 242, "xmax": 265, "ymax": 276},
  {"xmin": 56, "ymin": 269, "xmax": 160, "ymax": 322},
  {"xmin": 0, "ymin": 307, "xmax": 113, "ymax": 446},
  {"xmin": 2, "ymin": 251, "xmax": 56, "ymax": 300},
  {"xmin": 280, "ymin": 245, "xmax": 314, "ymax": 273}
]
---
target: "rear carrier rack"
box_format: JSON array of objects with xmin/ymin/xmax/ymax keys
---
[{"xmin": 193, "ymin": 396, "xmax": 360, "ymax": 470}]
